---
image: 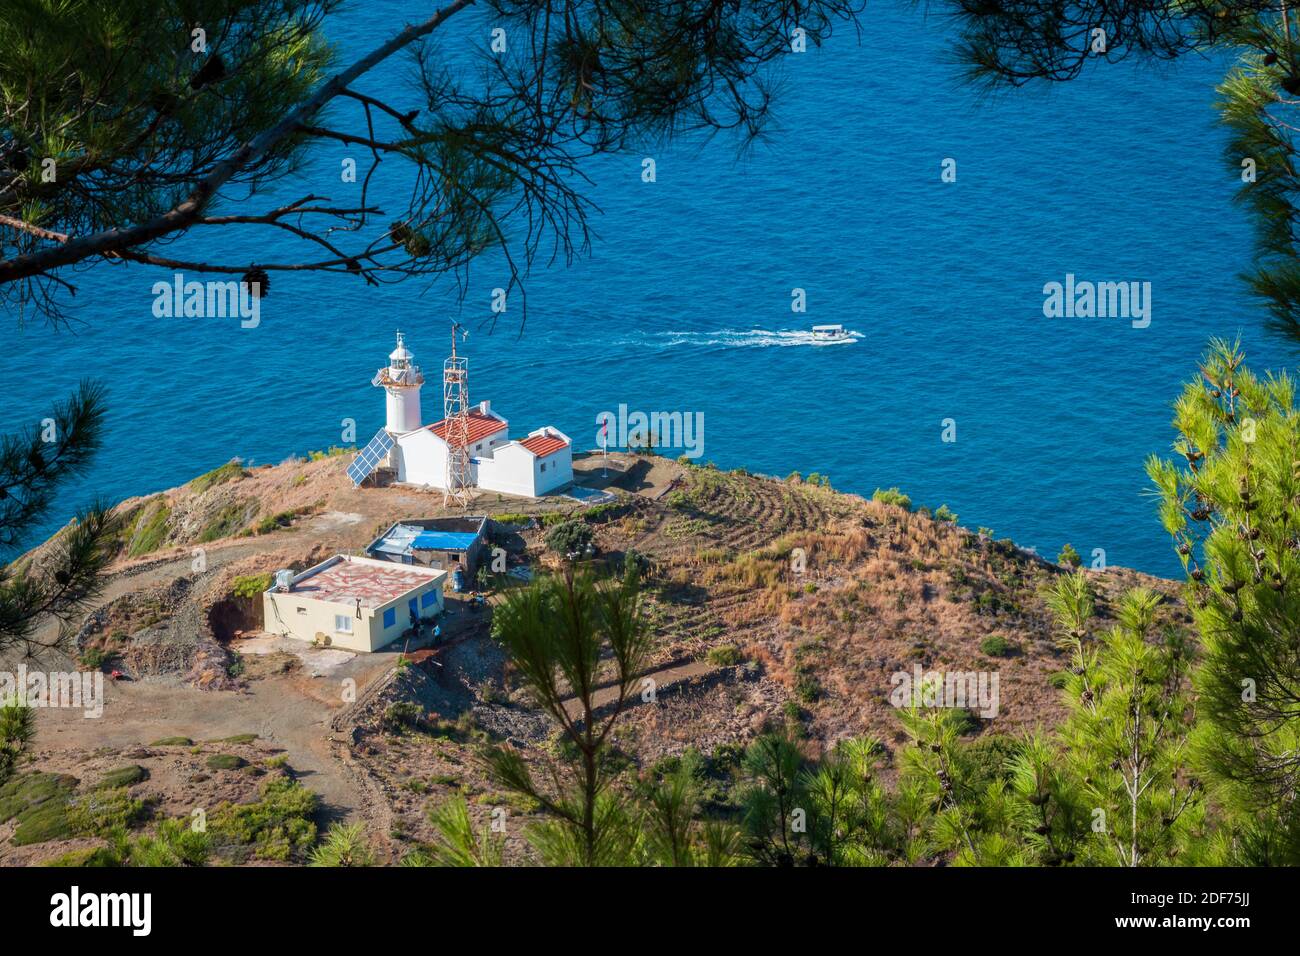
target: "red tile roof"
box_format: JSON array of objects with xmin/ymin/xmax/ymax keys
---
[
  {"xmin": 519, "ymin": 434, "xmax": 569, "ymax": 457},
  {"xmin": 428, "ymin": 411, "xmax": 506, "ymax": 447}
]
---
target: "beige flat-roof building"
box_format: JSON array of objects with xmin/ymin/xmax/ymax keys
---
[{"xmin": 262, "ymin": 554, "xmax": 446, "ymax": 652}]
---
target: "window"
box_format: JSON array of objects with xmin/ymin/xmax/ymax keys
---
[
  {"xmin": 296, "ymin": 607, "xmax": 306, "ymax": 615},
  {"xmin": 334, "ymin": 614, "xmax": 353, "ymax": 634},
  {"xmin": 540, "ymin": 462, "xmax": 547, "ymax": 472},
  {"xmin": 421, "ymin": 591, "xmax": 438, "ymax": 609},
  {"xmin": 382, "ymin": 607, "xmax": 396, "ymax": 628},
  {"xmin": 475, "ymin": 443, "xmax": 482, "ymax": 451}
]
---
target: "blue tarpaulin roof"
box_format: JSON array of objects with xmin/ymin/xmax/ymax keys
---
[{"xmin": 411, "ymin": 531, "xmax": 480, "ymax": 551}]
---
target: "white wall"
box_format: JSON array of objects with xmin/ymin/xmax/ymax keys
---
[
  {"xmin": 396, "ymin": 429, "xmax": 448, "ymax": 489},
  {"xmin": 476, "ymin": 439, "xmax": 571, "ymax": 497},
  {"xmin": 396, "ymin": 425, "xmax": 510, "ymax": 490},
  {"xmin": 536, "ymin": 449, "xmax": 573, "ymax": 494},
  {"xmin": 477, "ymin": 443, "xmax": 539, "ymax": 497}
]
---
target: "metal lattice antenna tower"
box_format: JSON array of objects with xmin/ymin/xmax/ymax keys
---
[{"xmin": 443, "ymin": 322, "xmax": 471, "ymax": 507}]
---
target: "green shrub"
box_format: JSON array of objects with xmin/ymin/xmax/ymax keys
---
[
  {"xmin": 707, "ymin": 644, "xmax": 742, "ymax": 667},
  {"xmin": 1057, "ymin": 543, "xmax": 1082, "ymax": 568},
  {"xmin": 934, "ymin": 503, "xmax": 958, "ymax": 524},
  {"xmin": 980, "ymin": 634, "xmax": 1015, "ymax": 658},
  {"xmin": 12, "ymin": 801, "xmax": 74, "ymax": 845},
  {"xmin": 795, "ymin": 673, "xmax": 822, "ymax": 703},
  {"xmin": 231, "ymin": 575, "xmax": 273, "ymax": 599},
  {"xmin": 150, "ymin": 736, "xmax": 193, "ymax": 746},
  {"xmin": 308, "ymin": 446, "xmax": 352, "ymax": 461},
  {"xmin": 1, "ymin": 773, "xmax": 81, "ymax": 846},
  {"xmin": 964, "ymin": 735, "xmax": 1023, "ymax": 788},
  {"xmin": 128, "ymin": 818, "xmax": 210, "ymax": 867},
  {"xmin": 45, "ymin": 846, "xmax": 123, "ymax": 867},
  {"xmin": 206, "ymin": 754, "xmax": 247, "ymax": 771},
  {"xmin": 581, "ymin": 502, "xmax": 623, "ymax": 522},
  {"xmin": 383, "ymin": 702, "xmax": 423, "ymax": 732},
  {"xmin": 126, "ymin": 498, "xmax": 171, "ymax": 557},
  {"xmin": 212, "ymin": 733, "xmax": 259, "ymax": 744},
  {"xmin": 67, "ymin": 786, "xmax": 147, "ymax": 835},
  {"xmin": 545, "ymin": 520, "xmax": 594, "ymax": 559},
  {"xmin": 308, "ymin": 823, "xmax": 376, "ymax": 867},
  {"xmin": 952, "ymin": 708, "xmax": 983, "ymax": 735},
  {"xmin": 190, "ymin": 460, "xmax": 247, "ymax": 494},
  {"xmin": 0, "ymin": 772, "xmax": 77, "ymax": 824},
  {"xmin": 95, "ymin": 765, "xmax": 147, "ymax": 789},
  {"xmin": 253, "ymin": 508, "xmax": 309, "ymax": 535},
  {"xmin": 198, "ymin": 502, "xmax": 253, "ymax": 542},
  {"xmin": 872, "ymin": 487, "xmax": 913, "ymax": 511},
  {"xmin": 79, "ymin": 646, "xmax": 110, "ymax": 671},
  {"xmin": 208, "ymin": 776, "xmax": 318, "ymax": 862},
  {"xmin": 491, "ymin": 512, "xmax": 533, "ymax": 526}
]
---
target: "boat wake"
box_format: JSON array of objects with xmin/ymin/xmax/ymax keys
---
[{"xmin": 619, "ymin": 328, "xmax": 864, "ymax": 349}]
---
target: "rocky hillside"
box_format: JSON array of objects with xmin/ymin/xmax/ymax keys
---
[{"xmin": 5, "ymin": 450, "xmax": 1189, "ymax": 865}]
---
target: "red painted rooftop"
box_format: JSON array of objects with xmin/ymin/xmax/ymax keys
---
[
  {"xmin": 291, "ymin": 560, "xmax": 441, "ymax": 608},
  {"xmin": 518, "ymin": 434, "xmax": 569, "ymax": 457},
  {"xmin": 428, "ymin": 410, "xmax": 506, "ymax": 447}
]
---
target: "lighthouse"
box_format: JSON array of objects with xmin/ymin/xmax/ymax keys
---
[
  {"xmin": 372, "ymin": 331, "xmax": 424, "ymax": 433},
  {"xmin": 350, "ymin": 327, "xmax": 574, "ymax": 494}
]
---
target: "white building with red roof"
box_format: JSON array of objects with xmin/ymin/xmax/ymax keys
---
[
  {"xmin": 358, "ymin": 332, "xmax": 573, "ymax": 498},
  {"xmin": 476, "ymin": 425, "xmax": 574, "ymax": 497}
]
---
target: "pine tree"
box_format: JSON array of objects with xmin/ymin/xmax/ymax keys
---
[
  {"xmin": 407, "ymin": 798, "xmax": 505, "ymax": 868},
  {"xmin": 1047, "ymin": 574, "xmax": 1203, "ymax": 866},
  {"xmin": 636, "ymin": 753, "xmax": 742, "ymax": 866},
  {"xmin": 0, "ymin": 380, "xmax": 113, "ymax": 658},
  {"xmin": 739, "ymin": 729, "xmax": 808, "ymax": 866},
  {"xmin": 1148, "ymin": 337, "xmax": 1300, "ymax": 862},
  {"xmin": 479, "ymin": 566, "xmax": 652, "ymax": 866},
  {"xmin": 0, "ymin": 699, "xmax": 34, "ymax": 786}
]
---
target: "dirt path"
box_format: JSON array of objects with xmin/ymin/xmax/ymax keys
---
[
  {"xmin": 30, "ymin": 669, "xmax": 385, "ymax": 825},
  {"xmin": 560, "ymin": 657, "xmax": 716, "ymax": 721}
]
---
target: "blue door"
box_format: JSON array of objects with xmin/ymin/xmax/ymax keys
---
[{"xmin": 409, "ymin": 597, "xmax": 419, "ymax": 623}]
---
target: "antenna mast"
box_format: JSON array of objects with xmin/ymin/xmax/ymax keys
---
[{"xmin": 443, "ymin": 323, "xmax": 472, "ymax": 508}]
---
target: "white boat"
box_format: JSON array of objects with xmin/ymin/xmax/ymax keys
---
[{"xmin": 810, "ymin": 324, "xmax": 855, "ymax": 345}]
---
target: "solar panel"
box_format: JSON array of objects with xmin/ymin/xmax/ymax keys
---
[{"xmin": 348, "ymin": 429, "xmax": 394, "ymax": 486}]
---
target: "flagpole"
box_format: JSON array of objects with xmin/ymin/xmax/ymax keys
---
[{"xmin": 600, "ymin": 414, "xmax": 608, "ymax": 478}]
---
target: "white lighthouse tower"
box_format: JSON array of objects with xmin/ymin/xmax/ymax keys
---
[{"xmin": 372, "ymin": 331, "xmax": 424, "ymax": 434}]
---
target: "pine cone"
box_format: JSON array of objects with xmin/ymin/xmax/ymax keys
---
[
  {"xmin": 190, "ymin": 53, "xmax": 227, "ymax": 90},
  {"xmin": 242, "ymin": 269, "xmax": 269, "ymax": 299}
]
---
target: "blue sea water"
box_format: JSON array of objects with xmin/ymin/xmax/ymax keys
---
[{"xmin": 2, "ymin": 3, "xmax": 1293, "ymax": 577}]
